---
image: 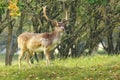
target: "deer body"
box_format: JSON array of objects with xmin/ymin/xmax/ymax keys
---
[
  {"xmin": 18, "ymin": 6, "xmax": 67, "ymax": 68},
  {"xmin": 27, "ymin": 31, "xmax": 63, "ymax": 52},
  {"xmin": 18, "ymin": 28, "xmax": 64, "ymax": 68}
]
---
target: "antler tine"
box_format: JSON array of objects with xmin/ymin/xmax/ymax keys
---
[
  {"xmin": 43, "ymin": 6, "xmax": 59, "ymax": 26},
  {"xmin": 42, "ymin": 6, "xmax": 49, "ymax": 21},
  {"xmin": 65, "ymin": 10, "xmax": 68, "ymax": 20},
  {"xmin": 62, "ymin": 9, "xmax": 68, "ymax": 23}
]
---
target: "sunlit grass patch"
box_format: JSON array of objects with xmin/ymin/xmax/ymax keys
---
[{"xmin": 0, "ymin": 54, "xmax": 120, "ymax": 80}]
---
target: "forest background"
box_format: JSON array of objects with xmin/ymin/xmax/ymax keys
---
[{"xmin": 0, "ymin": 0, "xmax": 119, "ymax": 66}]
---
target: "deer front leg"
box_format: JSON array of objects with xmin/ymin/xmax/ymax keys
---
[
  {"xmin": 18, "ymin": 50, "xmax": 25, "ymax": 69},
  {"xmin": 44, "ymin": 49, "xmax": 50, "ymax": 66}
]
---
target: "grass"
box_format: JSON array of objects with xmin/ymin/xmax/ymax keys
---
[{"xmin": 0, "ymin": 54, "xmax": 120, "ymax": 80}]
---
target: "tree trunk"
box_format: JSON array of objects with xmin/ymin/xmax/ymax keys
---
[
  {"xmin": 107, "ymin": 30, "xmax": 114, "ymax": 54},
  {"xmin": 5, "ymin": 10, "xmax": 25, "ymax": 66},
  {"xmin": 0, "ymin": 13, "xmax": 2, "ymax": 22},
  {"xmin": 32, "ymin": 14, "xmax": 39, "ymax": 33},
  {"xmin": 5, "ymin": 20, "xmax": 13, "ymax": 66},
  {"xmin": 115, "ymin": 32, "xmax": 120, "ymax": 54}
]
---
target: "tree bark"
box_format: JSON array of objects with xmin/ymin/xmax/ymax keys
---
[
  {"xmin": 5, "ymin": 20, "xmax": 13, "ymax": 66},
  {"xmin": 115, "ymin": 32, "xmax": 120, "ymax": 54},
  {"xmin": 107, "ymin": 30, "xmax": 114, "ymax": 54}
]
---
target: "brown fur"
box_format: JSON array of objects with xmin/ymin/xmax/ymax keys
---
[{"xmin": 18, "ymin": 27, "xmax": 64, "ymax": 68}]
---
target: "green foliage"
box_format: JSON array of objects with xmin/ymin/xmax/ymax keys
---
[
  {"xmin": 17, "ymin": 2, "xmax": 25, "ymax": 11},
  {"xmin": 0, "ymin": 2, "xmax": 8, "ymax": 15},
  {"xmin": 0, "ymin": 54, "xmax": 120, "ymax": 79},
  {"xmin": 87, "ymin": 0, "xmax": 108, "ymax": 5}
]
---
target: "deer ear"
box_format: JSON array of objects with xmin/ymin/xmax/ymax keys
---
[{"xmin": 52, "ymin": 20, "xmax": 58, "ymax": 27}]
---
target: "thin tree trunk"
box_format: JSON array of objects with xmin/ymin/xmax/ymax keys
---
[
  {"xmin": 107, "ymin": 30, "xmax": 114, "ymax": 54},
  {"xmin": 115, "ymin": 32, "xmax": 120, "ymax": 54},
  {"xmin": 5, "ymin": 21, "xmax": 13, "ymax": 66},
  {"xmin": 9, "ymin": 11, "xmax": 25, "ymax": 64}
]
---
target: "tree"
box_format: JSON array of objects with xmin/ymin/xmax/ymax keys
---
[{"xmin": 5, "ymin": 0, "xmax": 21, "ymax": 66}]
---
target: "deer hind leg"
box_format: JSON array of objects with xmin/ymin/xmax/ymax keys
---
[
  {"xmin": 44, "ymin": 49, "xmax": 50, "ymax": 66},
  {"xmin": 30, "ymin": 52, "xmax": 39, "ymax": 64},
  {"xmin": 34, "ymin": 52, "xmax": 39, "ymax": 63},
  {"xmin": 18, "ymin": 49, "xmax": 25, "ymax": 69},
  {"xmin": 25, "ymin": 50, "xmax": 33, "ymax": 67}
]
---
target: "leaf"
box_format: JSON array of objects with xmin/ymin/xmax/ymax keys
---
[{"xmin": 8, "ymin": 0, "xmax": 20, "ymax": 17}]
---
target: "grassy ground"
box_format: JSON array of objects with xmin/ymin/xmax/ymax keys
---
[{"xmin": 0, "ymin": 54, "xmax": 120, "ymax": 80}]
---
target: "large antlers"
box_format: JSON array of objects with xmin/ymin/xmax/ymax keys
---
[
  {"xmin": 42, "ymin": 6, "xmax": 50, "ymax": 21},
  {"xmin": 42, "ymin": 6, "xmax": 68, "ymax": 26},
  {"xmin": 43, "ymin": 6, "xmax": 58, "ymax": 26}
]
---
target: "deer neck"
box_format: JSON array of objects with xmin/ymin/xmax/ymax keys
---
[
  {"xmin": 54, "ymin": 30, "xmax": 63, "ymax": 37},
  {"xmin": 52, "ymin": 30, "xmax": 63, "ymax": 44}
]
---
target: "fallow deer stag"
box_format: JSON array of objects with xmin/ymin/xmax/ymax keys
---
[{"xmin": 17, "ymin": 6, "xmax": 68, "ymax": 68}]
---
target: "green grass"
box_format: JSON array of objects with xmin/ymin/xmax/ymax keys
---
[{"xmin": 0, "ymin": 54, "xmax": 120, "ymax": 80}]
